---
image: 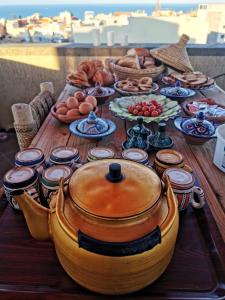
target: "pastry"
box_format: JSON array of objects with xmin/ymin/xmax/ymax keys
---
[
  {"xmin": 93, "ymin": 70, "xmax": 114, "ymax": 86},
  {"xmin": 127, "ymin": 48, "xmax": 150, "ymax": 57},
  {"xmin": 117, "ymin": 55, "xmax": 141, "ymax": 69}
]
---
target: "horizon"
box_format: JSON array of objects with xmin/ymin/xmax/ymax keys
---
[{"xmin": 0, "ymin": 0, "xmax": 224, "ymax": 6}]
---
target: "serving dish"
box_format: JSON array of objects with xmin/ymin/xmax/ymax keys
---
[
  {"xmin": 109, "ymin": 94, "xmax": 181, "ymax": 123},
  {"xmin": 85, "ymin": 86, "xmax": 115, "ymax": 104},
  {"xmin": 160, "ymin": 86, "xmax": 196, "ymax": 99},
  {"xmin": 161, "ymin": 71, "xmax": 215, "ymax": 90},
  {"xmin": 174, "ymin": 113, "xmax": 216, "ymax": 145},
  {"xmin": 182, "ymin": 98, "xmax": 225, "ymax": 123},
  {"xmin": 51, "ymin": 104, "xmax": 99, "ymax": 124},
  {"xmin": 69, "ymin": 111, "xmax": 116, "ymax": 140},
  {"xmin": 114, "ymin": 81, "xmax": 159, "ymax": 96}
]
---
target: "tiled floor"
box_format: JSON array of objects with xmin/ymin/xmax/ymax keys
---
[{"xmin": 0, "ymin": 132, "xmax": 19, "ymax": 187}]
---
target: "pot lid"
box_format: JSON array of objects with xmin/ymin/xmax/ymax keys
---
[
  {"xmin": 69, "ymin": 159, "xmax": 161, "ymax": 218},
  {"xmin": 50, "ymin": 146, "xmax": 79, "ymax": 162},
  {"xmin": 156, "ymin": 149, "xmax": 183, "ymax": 165},
  {"xmin": 181, "ymin": 112, "xmax": 215, "ymax": 138},
  {"xmin": 77, "ymin": 111, "xmax": 109, "ymax": 135},
  {"xmin": 15, "ymin": 148, "xmax": 44, "ymax": 165},
  {"xmin": 122, "ymin": 148, "xmax": 148, "ymax": 163},
  {"xmin": 42, "ymin": 165, "xmax": 72, "ymax": 184},
  {"xmin": 88, "ymin": 147, "xmax": 115, "ymax": 160},
  {"xmin": 164, "ymin": 168, "xmax": 194, "ymax": 189}
]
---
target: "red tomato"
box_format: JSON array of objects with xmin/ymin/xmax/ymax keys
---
[
  {"xmin": 135, "ymin": 105, "xmax": 142, "ymax": 111},
  {"xmin": 156, "ymin": 109, "xmax": 162, "ymax": 114},
  {"xmin": 138, "ymin": 112, "xmax": 143, "ymax": 116},
  {"xmin": 144, "ymin": 111, "xmax": 151, "ymax": 117},
  {"xmin": 133, "ymin": 109, "xmax": 138, "ymax": 115},
  {"xmin": 128, "ymin": 106, "xmax": 133, "ymax": 113},
  {"xmin": 151, "ymin": 100, "xmax": 158, "ymax": 106},
  {"xmin": 151, "ymin": 110, "xmax": 159, "ymax": 117},
  {"xmin": 142, "ymin": 106, "xmax": 149, "ymax": 112}
]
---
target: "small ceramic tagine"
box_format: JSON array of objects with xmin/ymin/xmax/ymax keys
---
[
  {"xmin": 160, "ymin": 81, "xmax": 196, "ymax": 99},
  {"xmin": 69, "ymin": 111, "xmax": 116, "ymax": 141},
  {"xmin": 127, "ymin": 117, "xmax": 152, "ymax": 141},
  {"xmin": 122, "ymin": 126, "xmax": 149, "ymax": 152},
  {"xmin": 174, "ymin": 111, "xmax": 216, "ymax": 145},
  {"xmin": 148, "ymin": 122, "xmax": 173, "ymax": 151}
]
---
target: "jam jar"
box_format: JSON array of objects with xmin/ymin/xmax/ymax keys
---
[
  {"xmin": 41, "ymin": 165, "xmax": 73, "ymax": 204},
  {"xmin": 49, "ymin": 146, "xmax": 80, "ymax": 169},
  {"xmin": 15, "ymin": 148, "xmax": 46, "ymax": 175},
  {"xmin": 3, "ymin": 166, "xmax": 41, "ymax": 210}
]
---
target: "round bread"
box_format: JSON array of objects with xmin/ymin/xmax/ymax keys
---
[
  {"xmin": 56, "ymin": 102, "xmax": 67, "ymax": 109},
  {"xmin": 85, "ymin": 96, "xmax": 97, "ymax": 108},
  {"xmin": 79, "ymin": 102, "xmax": 94, "ymax": 115},
  {"xmin": 66, "ymin": 109, "xmax": 80, "ymax": 118},
  {"xmin": 139, "ymin": 77, "xmax": 152, "ymax": 85},
  {"xmin": 56, "ymin": 107, "xmax": 68, "ymax": 115},
  {"xmin": 74, "ymin": 91, "xmax": 86, "ymax": 102},
  {"xmin": 66, "ymin": 97, "xmax": 79, "ymax": 109}
]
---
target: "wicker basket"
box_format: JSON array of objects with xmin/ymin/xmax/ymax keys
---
[{"xmin": 106, "ymin": 58, "xmax": 165, "ymax": 81}]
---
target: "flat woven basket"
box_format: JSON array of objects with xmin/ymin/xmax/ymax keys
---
[
  {"xmin": 106, "ymin": 58, "xmax": 165, "ymax": 81},
  {"xmin": 150, "ymin": 34, "xmax": 193, "ymax": 73}
]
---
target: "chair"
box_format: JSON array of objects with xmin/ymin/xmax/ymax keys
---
[{"xmin": 12, "ymin": 82, "xmax": 56, "ymax": 151}]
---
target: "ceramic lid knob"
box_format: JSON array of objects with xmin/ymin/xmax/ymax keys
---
[
  {"xmin": 158, "ymin": 122, "xmax": 166, "ymax": 133},
  {"xmin": 106, "ymin": 163, "xmax": 124, "ymax": 183}
]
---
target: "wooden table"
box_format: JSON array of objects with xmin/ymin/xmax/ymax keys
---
[{"xmin": 0, "ymin": 83, "xmax": 225, "ymax": 299}]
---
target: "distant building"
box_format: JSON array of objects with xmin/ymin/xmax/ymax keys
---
[{"xmin": 198, "ymin": 3, "xmax": 225, "ymax": 44}]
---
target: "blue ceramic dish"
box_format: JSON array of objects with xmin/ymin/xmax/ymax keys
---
[
  {"xmin": 160, "ymin": 87, "xmax": 196, "ymax": 99},
  {"xmin": 69, "ymin": 119, "xmax": 116, "ymax": 140}
]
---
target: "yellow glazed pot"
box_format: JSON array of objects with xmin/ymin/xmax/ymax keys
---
[{"xmin": 14, "ymin": 159, "xmax": 179, "ymax": 295}]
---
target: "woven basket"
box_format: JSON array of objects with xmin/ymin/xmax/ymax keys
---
[
  {"xmin": 14, "ymin": 122, "xmax": 38, "ymax": 150},
  {"xmin": 150, "ymin": 34, "xmax": 193, "ymax": 73},
  {"xmin": 106, "ymin": 58, "xmax": 165, "ymax": 81}
]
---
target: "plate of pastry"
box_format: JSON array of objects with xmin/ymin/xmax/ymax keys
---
[
  {"xmin": 162, "ymin": 71, "xmax": 215, "ymax": 90},
  {"xmin": 109, "ymin": 94, "xmax": 181, "ymax": 123},
  {"xmin": 114, "ymin": 77, "xmax": 159, "ymax": 96},
  {"xmin": 66, "ymin": 59, "xmax": 115, "ymax": 88}
]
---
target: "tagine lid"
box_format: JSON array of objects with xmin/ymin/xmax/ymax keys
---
[
  {"xmin": 164, "ymin": 167, "xmax": 195, "ymax": 189},
  {"xmin": 69, "ymin": 159, "xmax": 161, "ymax": 218},
  {"xmin": 77, "ymin": 111, "xmax": 109, "ymax": 135},
  {"xmin": 15, "ymin": 148, "xmax": 44, "ymax": 163},
  {"xmin": 181, "ymin": 112, "xmax": 215, "ymax": 137},
  {"xmin": 156, "ymin": 149, "xmax": 183, "ymax": 165}
]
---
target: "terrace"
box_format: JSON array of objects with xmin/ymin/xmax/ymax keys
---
[{"xmin": 0, "ymin": 42, "xmax": 225, "ymax": 299}]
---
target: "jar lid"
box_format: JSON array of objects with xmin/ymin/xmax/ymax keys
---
[
  {"xmin": 50, "ymin": 146, "xmax": 79, "ymax": 163},
  {"xmin": 3, "ymin": 167, "xmax": 37, "ymax": 189},
  {"xmin": 156, "ymin": 149, "xmax": 183, "ymax": 165},
  {"xmin": 15, "ymin": 148, "xmax": 44, "ymax": 166},
  {"xmin": 164, "ymin": 168, "xmax": 195, "ymax": 189},
  {"xmin": 122, "ymin": 148, "xmax": 148, "ymax": 163},
  {"xmin": 88, "ymin": 147, "xmax": 115, "ymax": 160},
  {"xmin": 77, "ymin": 112, "xmax": 109, "ymax": 135},
  {"xmin": 42, "ymin": 165, "xmax": 72, "ymax": 186},
  {"xmin": 69, "ymin": 159, "xmax": 161, "ymax": 218}
]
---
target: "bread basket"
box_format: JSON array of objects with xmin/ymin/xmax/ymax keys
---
[{"xmin": 106, "ymin": 58, "xmax": 165, "ymax": 81}]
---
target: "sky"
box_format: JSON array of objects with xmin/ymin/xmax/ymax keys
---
[{"xmin": 1, "ymin": 0, "xmax": 225, "ymax": 5}]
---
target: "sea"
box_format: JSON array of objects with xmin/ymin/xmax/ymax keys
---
[{"xmin": 0, "ymin": 4, "xmax": 198, "ymax": 20}]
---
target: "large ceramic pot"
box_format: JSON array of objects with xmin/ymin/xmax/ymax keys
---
[{"xmin": 14, "ymin": 159, "xmax": 179, "ymax": 295}]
